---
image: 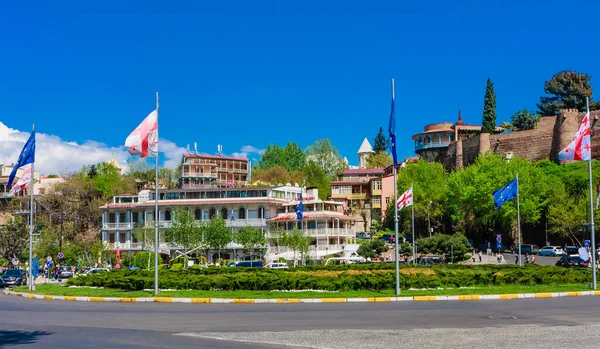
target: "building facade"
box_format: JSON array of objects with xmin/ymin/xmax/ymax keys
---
[{"xmin": 179, "ymin": 153, "xmax": 250, "ymax": 189}]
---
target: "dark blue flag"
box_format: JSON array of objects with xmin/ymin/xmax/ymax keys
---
[
  {"xmin": 388, "ymin": 94, "xmax": 397, "ymax": 168},
  {"xmin": 7, "ymin": 131, "xmax": 36, "ymax": 189},
  {"xmin": 492, "ymin": 178, "xmax": 518, "ymax": 209},
  {"xmin": 296, "ymin": 195, "xmax": 303, "ymax": 221}
]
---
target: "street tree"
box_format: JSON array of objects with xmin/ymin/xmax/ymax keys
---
[
  {"xmin": 357, "ymin": 239, "xmax": 388, "ymax": 260},
  {"xmin": 254, "ymin": 142, "xmax": 306, "ymax": 172},
  {"xmin": 0, "ymin": 216, "xmax": 28, "ymax": 266},
  {"xmin": 537, "ymin": 70, "xmax": 596, "ymax": 116},
  {"xmin": 547, "ymin": 183, "xmax": 587, "ymax": 245},
  {"xmin": 373, "ymin": 127, "xmax": 388, "ymax": 153},
  {"xmin": 165, "ymin": 208, "xmax": 202, "ymax": 259},
  {"xmin": 235, "ymin": 226, "xmax": 267, "ymax": 257},
  {"xmin": 366, "ymin": 152, "xmax": 392, "ymax": 169},
  {"xmin": 203, "ymin": 214, "xmax": 233, "ymax": 263},
  {"xmin": 303, "ymin": 160, "xmax": 332, "ymax": 200},
  {"xmin": 282, "ymin": 228, "xmax": 311, "ymax": 266},
  {"xmin": 481, "ymin": 78, "xmax": 497, "ymax": 134}
]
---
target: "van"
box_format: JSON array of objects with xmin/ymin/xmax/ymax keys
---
[
  {"xmin": 226, "ymin": 260, "xmax": 263, "ymax": 268},
  {"xmin": 266, "ymin": 262, "xmax": 288, "ymax": 269}
]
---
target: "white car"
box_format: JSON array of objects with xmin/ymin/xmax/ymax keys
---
[
  {"xmin": 537, "ymin": 246, "xmax": 565, "ymax": 256},
  {"xmin": 266, "ymin": 262, "xmax": 289, "ymax": 269},
  {"xmin": 79, "ymin": 268, "xmax": 110, "ymax": 276}
]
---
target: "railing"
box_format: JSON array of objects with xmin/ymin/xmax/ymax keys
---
[
  {"xmin": 371, "ymin": 189, "xmax": 382, "ymax": 195},
  {"xmin": 140, "ymin": 218, "xmax": 268, "ymax": 229},
  {"xmin": 267, "ymin": 228, "xmax": 354, "ymax": 238},
  {"xmin": 180, "ymin": 183, "xmax": 218, "ymax": 189},
  {"xmin": 267, "ymin": 244, "xmax": 346, "ymax": 254},
  {"xmin": 106, "ymin": 242, "xmax": 144, "ymax": 250},
  {"xmin": 415, "ymin": 140, "xmax": 451, "ymax": 151},
  {"xmin": 103, "ymin": 223, "xmax": 133, "ymax": 229},
  {"xmin": 181, "ymin": 171, "xmax": 218, "ymax": 178}
]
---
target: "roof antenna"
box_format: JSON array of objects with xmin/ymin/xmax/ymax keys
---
[
  {"xmin": 218, "ymin": 144, "xmax": 222, "ymax": 155},
  {"xmin": 194, "ymin": 142, "xmax": 198, "ymax": 154}
]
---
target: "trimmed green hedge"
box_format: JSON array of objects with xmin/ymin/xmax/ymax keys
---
[{"xmin": 67, "ymin": 264, "xmax": 592, "ymax": 292}]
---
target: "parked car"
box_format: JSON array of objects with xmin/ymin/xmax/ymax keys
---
[
  {"xmin": 0, "ymin": 269, "xmax": 27, "ymax": 286},
  {"xmin": 537, "ymin": 246, "xmax": 565, "ymax": 257},
  {"xmin": 355, "ymin": 232, "xmax": 371, "ymax": 239},
  {"xmin": 415, "ymin": 255, "xmax": 445, "ymax": 266},
  {"xmin": 127, "ymin": 266, "xmax": 141, "ymax": 271},
  {"xmin": 0, "ymin": 277, "xmax": 8, "ymax": 288},
  {"xmin": 80, "ymin": 268, "xmax": 109, "ymax": 276},
  {"xmin": 60, "ymin": 266, "xmax": 74, "ymax": 278},
  {"xmin": 226, "ymin": 260, "xmax": 263, "ymax": 268},
  {"xmin": 265, "ymin": 262, "xmax": 289, "ymax": 269},
  {"xmin": 512, "ymin": 244, "xmax": 539, "ymax": 255},
  {"xmin": 564, "ymin": 246, "xmax": 579, "ymax": 255},
  {"xmin": 378, "ymin": 234, "xmax": 395, "ymax": 243},
  {"xmin": 555, "ymin": 255, "xmax": 589, "ymax": 268}
]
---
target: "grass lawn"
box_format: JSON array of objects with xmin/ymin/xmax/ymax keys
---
[{"xmin": 8, "ymin": 283, "xmax": 592, "ymax": 299}]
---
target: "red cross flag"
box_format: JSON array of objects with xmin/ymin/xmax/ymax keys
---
[
  {"xmin": 396, "ymin": 187, "xmax": 413, "ymax": 211},
  {"xmin": 125, "ymin": 110, "xmax": 158, "ymax": 158},
  {"xmin": 559, "ymin": 112, "xmax": 591, "ymax": 161}
]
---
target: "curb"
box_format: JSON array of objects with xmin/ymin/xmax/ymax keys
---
[{"xmin": 3, "ymin": 289, "xmax": 600, "ymax": 304}]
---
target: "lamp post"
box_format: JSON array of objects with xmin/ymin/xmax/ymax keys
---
[{"xmin": 427, "ymin": 201, "xmax": 433, "ymax": 238}]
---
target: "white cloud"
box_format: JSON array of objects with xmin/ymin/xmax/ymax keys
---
[
  {"xmin": 0, "ymin": 121, "xmax": 186, "ymax": 175},
  {"xmin": 240, "ymin": 145, "xmax": 264, "ymax": 154},
  {"xmin": 231, "ymin": 152, "xmax": 248, "ymax": 159}
]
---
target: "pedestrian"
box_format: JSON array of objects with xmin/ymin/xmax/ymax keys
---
[
  {"xmin": 514, "ymin": 253, "xmax": 519, "ymax": 265},
  {"xmin": 524, "ymin": 254, "xmax": 529, "ymax": 264},
  {"xmin": 532, "ymin": 255, "xmax": 536, "ymax": 264},
  {"xmin": 496, "ymin": 253, "xmax": 501, "ymax": 264},
  {"xmin": 478, "ymin": 251, "xmax": 483, "ymax": 263}
]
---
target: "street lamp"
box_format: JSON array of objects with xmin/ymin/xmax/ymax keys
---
[{"xmin": 427, "ymin": 201, "xmax": 433, "ymax": 238}]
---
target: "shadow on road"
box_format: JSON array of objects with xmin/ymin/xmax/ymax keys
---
[{"xmin": 0, "ymin": 330, "xmax": 52, "ymax": 348}]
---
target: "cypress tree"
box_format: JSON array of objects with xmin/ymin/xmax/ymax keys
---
[{"xmin": 481, "ymin": 78, "xmax": 497, "ymax": 134}]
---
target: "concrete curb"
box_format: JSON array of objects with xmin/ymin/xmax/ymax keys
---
[{"xmin": 3, "ymin": 289, "xmax": 600, "ymax": 304}]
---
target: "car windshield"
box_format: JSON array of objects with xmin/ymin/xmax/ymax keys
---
[{"xmin": 3, "ymin": 270, "xmax": 22, "ymax": 276}]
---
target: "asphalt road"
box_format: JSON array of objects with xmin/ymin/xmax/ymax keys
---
[{"xmin": 2, "ymin": 292, "xmax": 600, "ymax": 348}]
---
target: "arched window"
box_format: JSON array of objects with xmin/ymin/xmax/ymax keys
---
[
  {"xmin": 238, "ymin": 207, "xmax": 246, "ymax": 219},
  {"xmin": 209, "ymin": 208, "xmax": 216, "ymax": 219},
  {"xmin": 194, "ymin": 209, "xmax": 201, "ymax": 220},
  {"xmin": 165, "ymin": 210, "xmax": 171, "ymax": 221},
  {"xmin": 221, "ymin": 208, "xmax": 228, "ymax": 219},
  {"xmin": 258, "ymin": 206, "xmax": 264, "ymax": 219},
  {"xmin": 0, "ymin": 184, "xmax": 4, "ymax": 193}
]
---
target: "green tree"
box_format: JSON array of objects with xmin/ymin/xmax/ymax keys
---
[
  {"xmin": 0, "ymin": 216, "xmax": 28, "ymax": 265},
  {"xmin": 235, "ymin": 226, "xmax": 267, "ymax": 257},
  {"xmin": 254, "ymin": 142, "xmax": 306, "ymax": 172},
  {"xmin": 305, "ymin": 139, "xmax": 347, "ymax": 178},
  {"xmin": 373, "ymin": 127, "xmax": 388, "ymax": 153},
  {"xmin": 415, "ymin": 233, "xmax": 471, "ymax": 262},
  {"xmin": 366, "ymin": 152, "xmax": 393, "ymax": 169},
  {"xmin": 511, "ymin": 109, "xmax": 538, "ymax": 131},
  {"xmin": 165, "ymin": 208, "xmax": 202, "ymax": 257},
  {"xmin": 547, "ymin": 182, "xmax": 587, "ymax": 245},
  {"xmin": 356, "ymin": 239, "xmax": 388, "ymax": 260},
  {"xmin": 203, "ymin": 214, "xmax": 233, "ymax": 262},
  {"xmin": 253, "ymin": 165, "xmax": 292, "ymax": 185},
  {"xmin": 303, "ymin": 160, "xmax": 331, "ymax": 200},
  {"xmin": 282, "ymin": 228, "xmax": 310, "ymax": 266},
  {"xmin": 481, "ymin": 78, "xmax": 497, "ymax": 134},
  {"xmin": 537, "ymin": 70, "xmax": 596, "ymax": 116}
]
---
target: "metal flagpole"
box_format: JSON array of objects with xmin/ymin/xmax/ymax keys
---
[
  {"xmin": 154, "ymin": 92, "xmax": 160, "ymax": 295},
  {"xmin": 517, "ymin": 173, "xmax": 522, "ymax": 267},
  {"xmin": 392, "ymin": 78, "xmax": 400, "ymax": 296},
  {"xmin": 586, "ymin": 97, "xmax": 597, "ymax": 289},
  {"xmin": 411, "ymin": 184, "xmax": 415, "ymax": 265},
  {"xmin": 28, "ymin": 124, "xmax": 35, "ymax": 291}
]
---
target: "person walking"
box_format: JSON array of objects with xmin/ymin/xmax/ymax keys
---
[
  {"xmin": 478, "ymin": 251, "xmax": 483, "ymax": 263},
  {"xmin": 514, "ymin": 253, "xmax": 519, "ymax": 265}
]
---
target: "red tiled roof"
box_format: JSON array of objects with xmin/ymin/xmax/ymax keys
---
[
  {"xmin": 341, "ymin": 168, "xmax": 385, "ymax": 175},
  {"xmin": 183, "ymin": 154, "xmax": 248, "ymax": 162}
]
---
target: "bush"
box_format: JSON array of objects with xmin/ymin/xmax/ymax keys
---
[
  {"xmin": 66, "ymin": 263, "xmax": 592, "ymax": 292},
  {"xmin": 415, "ymin": 233, "xmax": 472, "ymax": 262}
]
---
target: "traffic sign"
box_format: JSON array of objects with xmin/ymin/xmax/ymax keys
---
[
  {"xmin": 496, "ymin": 235, "xmax": 502, "ymax": 242},
  {"xmin": 46, "ymin": 261, "xmax": 53, "ymax": 268},
  {"xmin": 496, "ymin": 242, "xmax": 503, "ymax": 249},
  {"xmin": 58, "ymin": 252, "xmax": 64, "ymax": 259},
  {"xmin": 11, "ymin": 258, "xmax": 19, "ymax": 265},
  {"xmin": 584, "ymin": 240, "xmax": 590, "ymax": 247},
  {"xmin": 46, "ymin": 256, "xmax": 53, "ymax": 262}
]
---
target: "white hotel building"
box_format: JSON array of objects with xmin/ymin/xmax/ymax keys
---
[{"xmin": 100, "ymin": 153, "xmax": 357, "ymax": 263}]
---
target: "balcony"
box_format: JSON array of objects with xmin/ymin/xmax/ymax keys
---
[
  {"xmin": 415, "ymin": 140, "xmax": 451, "ymax": 151},
  {"xmin": 103, "ymin": 223, "xmax": 134, "ymax": 229},
  {"xmin": 267, "ymin": 228, "xmax": 354, "ymax": 238},
  {"xmin": 267, "ymin": 244, "xmax": 347, "ymax": 255},
  {"xmin": 180, "ymin": 183, "xmax": 218, "ymax": 189},
  {"xmin": 181, "ymin": 171, "xmax": 218, "ymax": 178},
  {"xmin": 371, "ymin": 189, "xmax": 382, "ymax": 196},
  {"xmin": 143, "ymin": 218, "xmax": 268, "ymax": 229},
  {"xmin": 372, "ymin": 202, "xmax": 381, "ymax": 209}
]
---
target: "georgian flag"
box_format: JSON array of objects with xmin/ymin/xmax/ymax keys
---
[
  {"xmin": 10, "ymin": 164, "xmax": 33, "ymax": 195},
  {"xmin": 396, "ymin": 187, "xmax": 413, "ymax": 211},
  {"xmin": 125, "ymin": 110, "xmax": 158, "ymax": 158},
  {"xmin": 559, "ymin": 112, "xmax": 591, "ymax": 161}
]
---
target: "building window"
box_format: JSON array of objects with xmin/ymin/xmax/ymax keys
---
[
  {"xmin": 132, "ymin": 212, "xmax": 139, "ymax": 224},
  {"xmin": 119, "ymin": 212, "xmax": 126, "ymax": 223},
  {"xmin": 221, "ymin": 208, "xmax": 228, "ymax": 219},
  {"xmin": 385, "ymin": 197, "xmax": 390, "ymax": 204},
  {"xmin": 374, "ymin": 180, "xmax": 382, "ymax": 191},
  {"xmin": 165, "ymin": 210, "xmax": 171, "ymax": 221},
  {"xmin": 195, "ymin": 209, "xmax": 201, "ymax": 220},
  {"xmin": 238, "ymin": 207, "xmax": 246, "ymax": 219},
  {"xmin": 258, "ymin": 206, "xmax": 264, "ymax": 219},
  {"xmin": 109, "ymin": 213, "xmax": 116, "ymax": 223},
  {"xmin": 209, "ymin": 208, "xmax": 216, "ymax": 219}
]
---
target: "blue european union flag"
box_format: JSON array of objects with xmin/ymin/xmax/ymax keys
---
[
  {"xmin": 388, "ymin": 94, "xmax": 397, "ymax": 168},
  {"xmin": 7, "ymin": 131, "xmax": 36, "ymax": 189},
  {"xmin": 492, "ymin": 178, "xmax": 518, "ymax": 209},
  {"xmin": 296, "ymin": 195, "xmax": 303, "ymax": 221}
]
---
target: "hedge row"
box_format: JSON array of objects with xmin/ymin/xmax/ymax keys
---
[{"xmin": 67, "ymin": 265, "xmax": 592, "ymax": 292}]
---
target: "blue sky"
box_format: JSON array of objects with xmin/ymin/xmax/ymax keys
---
[{"xmin": 1, "ymin": 0, "xmax": 599, "ymax": 174}]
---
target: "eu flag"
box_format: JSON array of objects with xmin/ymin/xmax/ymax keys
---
[
  {"xmin": 492, "ymin": 178, "xmax": 518, "ymax": 209},
  {"xmin": 7, "ymin": 131, "xmax": 36, "ymax": 189},
  {"xmin": 388, "ymin": 93, "xmax": 397, "ymax": 167},
  {"xmin": 296, "ymin": 195, "xmax": 303, "ymax": 221}
]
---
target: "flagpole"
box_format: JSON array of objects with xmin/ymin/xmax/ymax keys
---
[
  {"xmin": 517, "ymin": 173, "xmax": 522, "ymax": 267},
  {"xmin": 391, "ymin": 78, "xmax": 400, "ymax": 296},
  {"xmin": 28, "ymin": 124, "xmax": 35, "ymax": 292},
  {"xmin": 154, "ymin": 91, "xmax": 160, "ymax": 295},
  {"xmin": 586, "ymin": 97, "xmax": 597, "ymax": 289},
  {"xmin": 411, "ymin": 184, "xmax": 416, "ymax": 265}
]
